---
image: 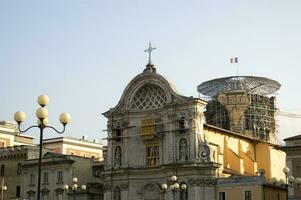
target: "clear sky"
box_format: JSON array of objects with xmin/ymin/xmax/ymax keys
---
[{"xmin": 1, "ymin": 0, "xmax": 300, "ymax": 144}]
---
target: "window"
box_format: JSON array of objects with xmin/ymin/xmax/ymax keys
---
[
  {"xmin": 0, "ymin": 142, "xmax": 4, "ymax": 148},
  {"xmin": 245, "ymin": 190, "xmax": 252, "ymax": 200},
  {"xmin": 141, "ymin": 118, "xmax": 156, "ymax": 140},
  {"xmin": 28, "ymin": 192, "xmax": 35, "ymax": 200},
  {"xmin": 43, "ymin": 172, "xmax": 48, "ymax": 184},
  {"xmin": 219, "ymin": 192, "xmax": 225, "ymax": 200},
  {"xmin": 41, "ymin": 189, "xmax": 49, "ymax": 200},
  {"xmin": 69, "ymin": 151, "xmax": 75, "ymax": 155},
  {"xmin": 146, "ymin": 144, "xmax": 159, "ymax": 166},
  {"xmin": 57, "ymin": 171, "xmax": 63, "ymax": 183},
  {"xmin": 56, "ymin": 193, "xmax": 63, "ymax": 200},
  {"xmin": 16, "ymin": 186, "xmax": 20, "ymax": 197},
  {"xmin": 55, "ymin": 188, "xmax": 64, "ymax": 200},
  {"xmin": 29, "ymin": 174, "xmax": 35, "ymax": 185},
  {"xmin": 0, "ymin": 164, "xmax": 5, "ymax": 176},
  {"xmin": 17, "ymin": 163, "xmax": 22, "ymax": 175},
  {"xmin": 130, "ymin": 84, "xmax": 167, "ymax": 110},
  {"xmin": 113, "ymin": 186, "xmax": 121, "ymax": 200},
  {"xmin": 115, "ymin": 127, "xmax": 122, "ymax": 142}
]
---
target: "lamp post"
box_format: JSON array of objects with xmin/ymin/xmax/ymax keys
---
[
  {"xmin": 161, "ymin": 175, "xmax": 187, "ymax": 200},
  {"xmin": 64, "ymin": 177, "xmax": 86, "ymax": 200},
  {"xmin": 283, "ymin": 167, "xmax": 290, "ymax": 200},
  {"xmin": 0, "ymin": 178, "xmax": 7, "ymax": 200},
  {"xmin": 282, "ymin": 167, "xmax": 301, "ymax": 200},
  {"xmin": 14, "ymin": 95, "xmax": 71, "ymax": 200}
]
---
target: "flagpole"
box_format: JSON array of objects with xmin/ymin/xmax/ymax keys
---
[{"xmin": 230, "ymin": 57, "xmax": 239, "ymax": 76}]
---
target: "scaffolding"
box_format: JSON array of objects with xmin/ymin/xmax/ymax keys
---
[{"xmin": 198, "ymin": 76, "xmax": 280, "ymax": 143}]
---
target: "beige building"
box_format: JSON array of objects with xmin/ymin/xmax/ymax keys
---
[
  {"xmin": 283, "ymin": 135, "xmax": 301, "ymax": 200},
  {"xmin": 22, "ymin": 152, "xmax": 102, "ymax": 200},
  {"xmin": 0, "ymin": 145, "xmax": 44, "ymax": 200},
  {"xmin": 43, "ymin": 136, "xmax": 104, "ymax": 161},
  {"xmin": 216, "ymin": 176, "xmax": 286, "ymax": 200},
  {"xmin": 0, "ymin": 121, "xmax": 34, "ymax": 147}
]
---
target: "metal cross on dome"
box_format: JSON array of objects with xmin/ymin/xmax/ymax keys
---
[{"xmin": 144, "ymin": 42, "xmax": 156, "ymax": 64}]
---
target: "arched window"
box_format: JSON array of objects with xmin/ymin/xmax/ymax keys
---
[
  {"xmin": 131, "ymin": 84, "xmax": 167, "ymax": 110},
  {"xmin": 113, "ymin": 186, "xmax": 121, "ymax": 200}
]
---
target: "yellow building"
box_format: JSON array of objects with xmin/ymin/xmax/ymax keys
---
[{"xmin": 204, "ymin": 124, "xmax": 286, "ymax": 180}]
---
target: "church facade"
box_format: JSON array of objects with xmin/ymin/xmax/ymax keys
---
[{"xmin": 103, "ymin": 58, "xmax": 286, "ymax": 200}]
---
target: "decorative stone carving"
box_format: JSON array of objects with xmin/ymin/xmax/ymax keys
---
[
  {"xmin": 187, "ymin": 178, "xmax": 216, "ymax": 186},
  {"xmin": 120, "ymin": 183, "xmax": 129, "ymax": 190},
  {"xmin": 177, "ymin": 111, "xmax": 194, "ymax": 120},
  {"xmin": 104, "ymin": 184, "xmax": 112, "ymax": 192},
  {"xmin": 144, "ymin": 183, "xmax": 159, "ymax": 192},
  {"xmin": 114, "ymin": 146, "xmax": 122, "ymax": 168},
  {"xmin": 108, "ymin": 119, "xmax": 129, "ymax": 130},
  {"xmin": 198, "ymin": 141, "xmax": 211, "ymax": 164},
  {"xmin": 179, "ymin": 138, "xmax": 188, "ymax": 161}
]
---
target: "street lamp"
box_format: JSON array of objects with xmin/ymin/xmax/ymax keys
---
[
  {"xmin": 0, "ymin": 184, "xmax": 7, "ymax": 200},
  {"xmin": 161, "ymin": 175, "xmax": 187, "ymax": 200},
  {"xmin": 14, "ymin": 95, "xmax": 71, "ymax": 200},
  {"xmin": 64, "ymin": 177, "xmax": 86, "ymax": 200},
  {"xmin": 281, "ymin": 167, "xmax": 301, "ymax": 200}
]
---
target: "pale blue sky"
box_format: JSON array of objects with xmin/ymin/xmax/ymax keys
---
[{"xmin": 1, "ymin": 0, "xmax": 300, "ymax": 144}]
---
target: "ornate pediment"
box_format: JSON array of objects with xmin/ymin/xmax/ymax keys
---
[{"xmin": 103, "ymin": 71, "xmax": 190, "ymax": 116}]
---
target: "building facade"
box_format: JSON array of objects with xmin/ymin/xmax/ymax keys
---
[
  {"xmin": 0, "ymin": 121, "xmax": 34, "ymax": 147},
  {"xmin": 216, "ymin": 176, "xmax": 286, "ymax": 200},
  {"xmin": 283, "ymin": 135, "xmax": 301, "ymax": 200},
  {"xmin": 0, "ymin": 145, "xmax": 42, "ymax": 200},
  {"xmin": 102, "ymin": 62, "xmax": 287, "ymax": 200},
  {"xmin": 22, "ymin": 152, "xmax": 102, "ymax": 200},
  {"xmin": 43, "ymin": 136, "xmax": 104, "ymax": 161}
]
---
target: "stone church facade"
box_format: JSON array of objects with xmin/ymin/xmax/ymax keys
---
[{"xmin": 103, "ymin": 61, "xmax": 286, "ymax": 200}]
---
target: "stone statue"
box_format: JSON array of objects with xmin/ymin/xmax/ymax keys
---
[
  {"xmin": 115, "ymin": 147, "xmax": 122, "ymax": 167},
  {"xmin": 179, "ymin": 138, "xmax": 188, "ymax": 161}
]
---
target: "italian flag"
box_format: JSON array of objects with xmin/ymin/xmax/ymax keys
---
[{"xmin": 230, "ymin": 57, "xmax": 238, "ymax": 63}]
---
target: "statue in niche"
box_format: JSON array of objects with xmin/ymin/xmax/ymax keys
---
[
  {"xmin": 198, "ymin": 141, "xmax": 211, "ymax": 164},
  {"xmin": 115, "ymin": 147, "xmax": 122, "ymax": 168},
  {"xmin": 179, "ymin": 138, "xmax": 188, "ymax": 161}
]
